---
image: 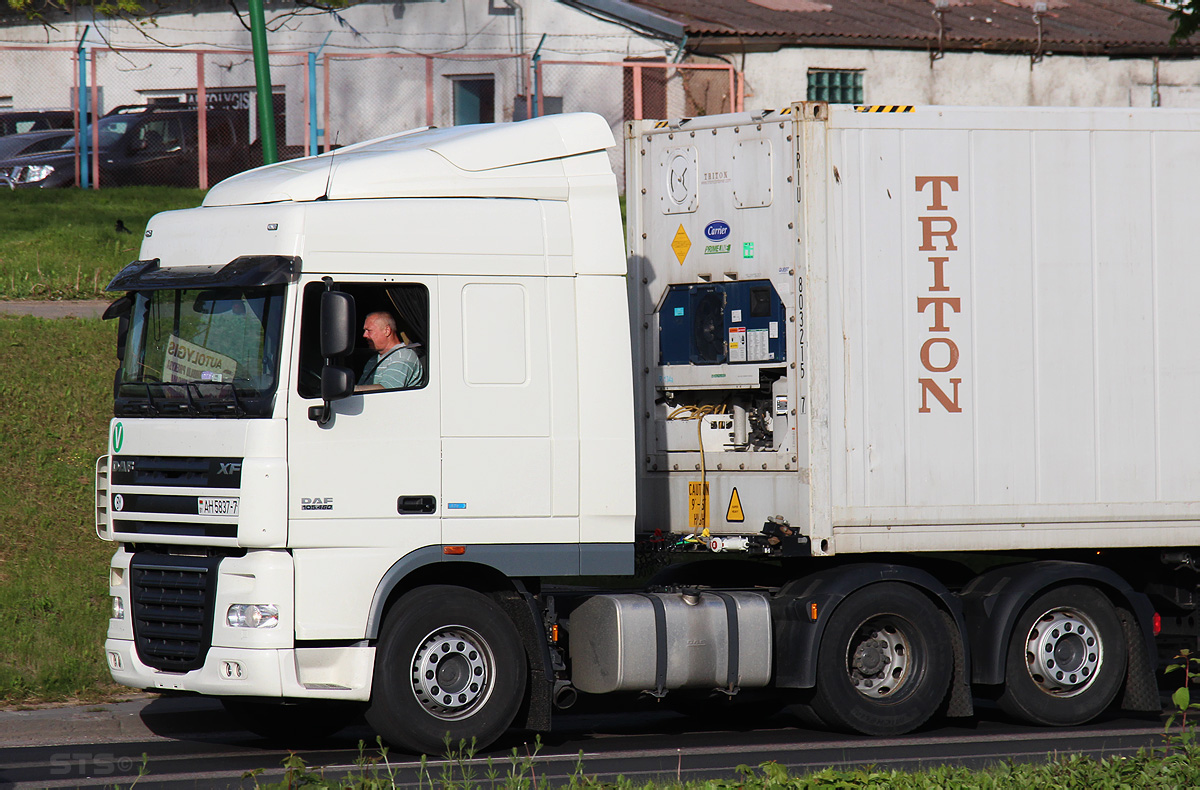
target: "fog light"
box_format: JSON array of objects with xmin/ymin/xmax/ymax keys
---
[
  {"xmin": 108, "ymin": 651, "xmax": 123, "ymax": 671},
  {"xmin": 220, "ymin": 660, "xmax": 245, "ymax": 680},
  {"xmin": 111, "ymin": 596, "xmax": 125, "ymax": 620},
  {"xmin": 227, "ymin": 603, "xmax": 279, "ymax": 628}
]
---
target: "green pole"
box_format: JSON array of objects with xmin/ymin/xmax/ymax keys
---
[{"xmin": 248, "ymin": 0, "xmax": 278, "ymax": 164}]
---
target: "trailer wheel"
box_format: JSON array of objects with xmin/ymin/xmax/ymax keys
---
[
  {"xmin": 221, "ymin": 698, "xmax": 361, "ymax": 745},
  {"xmin": 366, "ymin": 585, "xmax": 527, "ymax": 755},
  {"xmin": 997, "ymin": 585, "xmax": 1126, "ymax": 726},
  {"xmin": 809, "ymin": 582, "xmax": 952, "ymax": 735}
]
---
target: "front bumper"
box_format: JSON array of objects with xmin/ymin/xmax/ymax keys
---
[{"xmin": 104, "ymin": 639, "xmax": 375, "ymax": 701}]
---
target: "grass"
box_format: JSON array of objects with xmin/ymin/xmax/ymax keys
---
[
  {"xmin": 0, "ymin": 187, "xmax": 204, "ymax": 300},
  {"xmin": 0, "ymin": 315, "xmax": 122, "ymax": 703}
]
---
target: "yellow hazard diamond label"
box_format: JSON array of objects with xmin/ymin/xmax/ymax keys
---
[
  {"xmin": 726, "ymin": 487, "xmax": 745, "ymax": 523},
  {"xmin": 672, "ymin": 224, "xmax": 691, "ymax": 265}
]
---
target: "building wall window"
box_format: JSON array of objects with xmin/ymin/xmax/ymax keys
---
[
  {"xmin": 807, "ymin": 69, "xmax": 863, "ymax": 104},
  {"xmin": 452, "ymin": 76, "xmax": 495, "ymax": 125}
]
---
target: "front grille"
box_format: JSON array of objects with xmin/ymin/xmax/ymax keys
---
[
  {"xmin": 111, "ymin": 456, "xmax": 243, "ymax": 488},
  {"xmin": 116, "ymin": 520, "xmax": 237, "ymax": 538},
  {"xmin": 130, "ymin": 552, "xmax": 222, "ymax": 671}
]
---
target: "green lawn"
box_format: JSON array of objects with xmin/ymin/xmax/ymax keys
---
[
  {"xmin": 0, "ymin": 316, "xmax": 120, "ymax": 702},
  {"xmin": 0, "ymin": 187, "xmax": 204, "ymax": 300}
]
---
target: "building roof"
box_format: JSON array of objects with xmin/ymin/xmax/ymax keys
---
[{"xmin": 614, "ymin": 0, "xmax": 1199, "ymax": 57}]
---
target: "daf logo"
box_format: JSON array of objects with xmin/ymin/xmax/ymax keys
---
[
  {"xmin": 112, "ymin": 494, "xmax": 124, "ymax": 512},
  {"xmin": 218, "ymin": 462, "xmax": 242, "ymax": 475},
  {"xmin": 301, "ymin": 497, "xmax": 334, "ymax": 511}
]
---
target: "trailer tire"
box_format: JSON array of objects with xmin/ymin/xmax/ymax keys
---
[
  {"xmin": 809, "ymin": 582, "xmax": 952, "ymax": 735},
  {"xmin": 221, "ymin": 698, "xmax": 361, "ymax": 745},
  {"xmin": 997, "ymin": 585, "xmax": 1126, "ymax": 726},
  {"xmin": 366, "ymin": 585, "xmax": 527, "ymax": 755}
]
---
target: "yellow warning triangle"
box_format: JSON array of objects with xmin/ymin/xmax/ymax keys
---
[{"xmin": 726, "ymin": 487, "xmax": 745, "ymax": 523}]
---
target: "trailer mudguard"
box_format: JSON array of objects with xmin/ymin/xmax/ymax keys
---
[
  {"xmin": 958, "ymin": 560, "xmax": 1158, "ymax": 711},
  {"xmin": 771, "ymin": 563, "xmax": 973, "ymax": 717}
]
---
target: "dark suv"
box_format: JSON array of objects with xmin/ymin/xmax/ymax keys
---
[
  {"xmin": 0, "ymin": 104, "xmax": 252, "ymax": 188},
  {"xmin": 0, "ymin": 110, "xmax": 77, "ymax": 137}
]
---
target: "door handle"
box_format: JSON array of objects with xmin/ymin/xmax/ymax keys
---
[{"xmin": 398, "ymin": 495, "xmax": 437, "ymax": 515}]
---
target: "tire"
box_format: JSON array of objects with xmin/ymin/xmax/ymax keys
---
[
  {"xmin": 997, "ymin": 584, "xmax": 1126, "ymax": 726},
  {"xmin": 366, "ymin": 585, "xmax": 527, "ymax": 755},
  {"xmin": 809, "ymin": 582, "xmax": 952, "ymax": 735},
  {"xmin": 221, "ymin": 697, "xmax": 362, "ymax": 745}
]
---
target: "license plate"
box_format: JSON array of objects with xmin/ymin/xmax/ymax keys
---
[{"xmin": 198, "ymin": 497, "xmax": 239, "ymax": 517}]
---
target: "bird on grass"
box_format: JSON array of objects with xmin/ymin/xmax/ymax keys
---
[{"xmin": 115, "ymin": 219, "xmax": 132, "ymax": 234}]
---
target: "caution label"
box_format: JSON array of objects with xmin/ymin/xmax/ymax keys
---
[
  {"xmin": 672, "ymin": 224, "xmax": 692, "ymax": 265},
  {"xmin": 688, "ymin": 481, "xmax": 709, "ymax": 533},
  {"xmin": 726, "ymin": 488, "xmax": 745, "ymax": 522}
]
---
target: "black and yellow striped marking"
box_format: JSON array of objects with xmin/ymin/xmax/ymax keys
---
[
  {"xmin": 654, "ymin": 121, "xmax": 670, "ymax": 128},
  {"xmin": 855, "ymin": 105, "xmax": 915, "ymax": 113}
]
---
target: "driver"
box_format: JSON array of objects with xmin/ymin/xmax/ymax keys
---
[{"xmin": 355, "ymin": 311, "xmax": 422, "ymax": 392}]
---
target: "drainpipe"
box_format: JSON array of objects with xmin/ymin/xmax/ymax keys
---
[{"xmin": 502, "ymin": 0, "xmax": 525, "ymax": 95}]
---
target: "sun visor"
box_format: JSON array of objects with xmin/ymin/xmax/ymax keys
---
[{"xmin": 106, "ymin": 255, "xmax": 299, "ymax": 291}]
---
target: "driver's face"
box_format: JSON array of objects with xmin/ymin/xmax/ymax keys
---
[{"xmin": 363, "ymin": 317, "xmax": 390, "ymax": 352}]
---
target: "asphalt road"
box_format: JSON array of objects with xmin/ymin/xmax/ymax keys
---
[{"xmin": 0, "ymin": 695, "xmax": 1171, "ymax": 789}]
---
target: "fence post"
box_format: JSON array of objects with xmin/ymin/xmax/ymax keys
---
[
  {"xmin": 90, "ymin": 51, "xmax": 100, "ymax": 189},
  {"xmin": 323, "ymin": 53, "xmax": 332, "ymax": 152},
  {"xmin": 426, "ymin": 56, "xmax": 434, "ymax": 126},
  {"xmin": 307, "ymin": 52, "xmax": 316, "ymax": 156},
  {"xmin": 632, "ymin": 63, "xmax": 643, "ymax": 120},
  {"xmin": 531, "ymin": 33, "xmax": 546, "ymax": 118},
  {"xmin": 197, "ymin": 52, "xmax": 208, "ymax": 190}
]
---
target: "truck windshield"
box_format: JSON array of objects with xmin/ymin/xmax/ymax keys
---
[{"xmin": 115, "ymin": 286, "xmax": 285, "ymax": 417}]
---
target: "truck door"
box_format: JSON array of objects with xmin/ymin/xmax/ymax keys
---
[{"xmin": 287, "ymin": 277, "xmax": 441, "ymax": 641}]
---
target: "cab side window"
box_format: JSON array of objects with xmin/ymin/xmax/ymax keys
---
[{"xmin": 296, "ymin": 281, "xmax": 430, "ymax": 398}]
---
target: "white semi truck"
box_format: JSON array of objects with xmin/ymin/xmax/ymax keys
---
[{"xmin": 97, "ymin": 103, "xmax": 1200, "ymax": 752}]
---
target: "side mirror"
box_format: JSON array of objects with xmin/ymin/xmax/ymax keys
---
[
  {"xmin": 320, "ymin": 291, "xmax": 356, "ymax": 357},
  {"xmin": 320, "ymin": 365, "xmax": 354, "ymax": 401}
]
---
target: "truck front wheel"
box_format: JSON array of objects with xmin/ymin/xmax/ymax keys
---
[
  {"xmin": 809, "ymin": 582, "xmax": 952, "ymax": 735},
  {"xmin": 366, "ymin": 585, "xmax": 528, "ymax": 755},
  {"xmin": 997, "ymin": 585, "xmax": 1126, "ymax": 726}
]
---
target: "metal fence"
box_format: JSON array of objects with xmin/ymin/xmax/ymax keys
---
[{"xmin": 0, "ymin": 45, "xmax": 742, "ymax": 190}]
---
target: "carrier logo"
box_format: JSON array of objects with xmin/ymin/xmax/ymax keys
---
[
  {"xmin": 301, "ymin": 497, "xmax": 334, "ymax": 511},
  {"xmin": 704, "ymin": 220, "xmax": 731, "ymax": 241}
]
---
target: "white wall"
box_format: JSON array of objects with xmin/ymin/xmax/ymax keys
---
[{"xmin": 744, "ymin": 47, "xmax": 1200, "ymax": 111}]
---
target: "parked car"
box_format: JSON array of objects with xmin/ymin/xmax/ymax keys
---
[
  {"xmin": 0, "ymin": 109, "xmax": 77, "ymax": 137},
  {"xmin": 0, "ymin": 104, "xmax": 253, "ymax": 188},
  {"xmin": 0, "ymin": 129, "xmax": 74, "ymax": 160}
]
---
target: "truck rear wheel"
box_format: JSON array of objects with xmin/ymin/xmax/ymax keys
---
[
  {"xmin": 997, "ymin": 585, "xmax": 1126, "ymax": 726},
  {"xmin": 809, "ymin": 582, "xmax": 952, "ymax": 735},
  {"xmin": 366, "ymin": 586, "xmax": 527, "ymax": 755}
]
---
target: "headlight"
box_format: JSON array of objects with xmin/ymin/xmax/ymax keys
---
[
  {"xmin": 226, "ymin": 603, "xmax": 279, "ymax": 628},
  {"xmin": 16, "ymin": 164, "xmax": 54, "ymax": 184}
]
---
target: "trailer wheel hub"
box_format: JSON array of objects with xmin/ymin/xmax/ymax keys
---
[
  {"xmin": 410, "ymin": 625, "xmax": 495, "ymax": 720},
  {"xmin": 1022, "ymin": 608, "xmax": 1102, "ymax": 697}
]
